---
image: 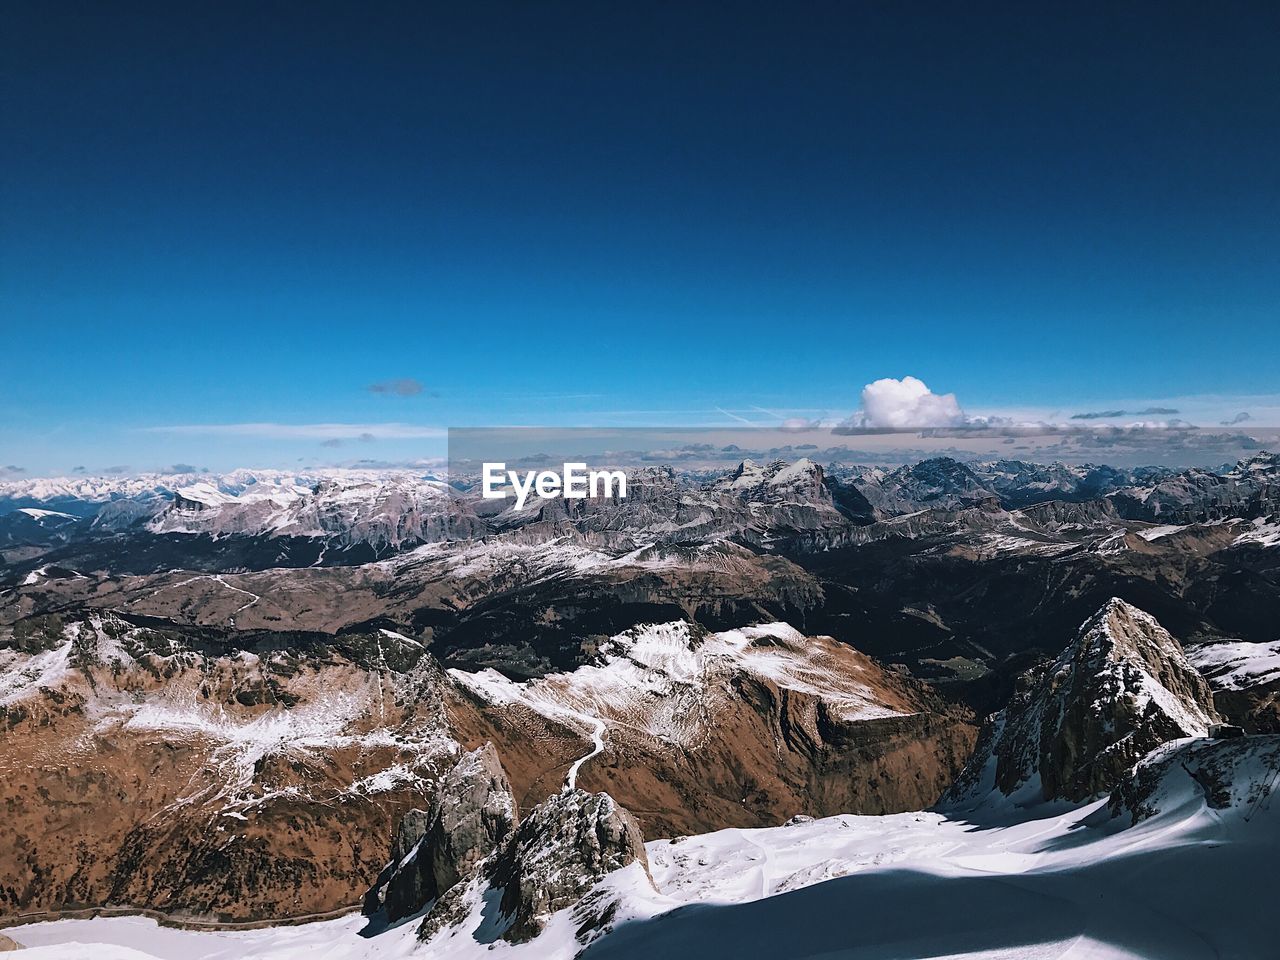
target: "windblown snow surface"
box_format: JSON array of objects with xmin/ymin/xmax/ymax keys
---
[{"xmin": 9, "ymin": 736, "xmax": 1280, "ymax": 960}]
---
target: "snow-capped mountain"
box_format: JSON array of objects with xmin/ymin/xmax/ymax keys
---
[
  {"xmin": 1110, "ymin": 451, "xmax": 1280, "ymax": 523},
  {"xmin": 149, "ymin": 474, "xmax": 485, "ymax": 551},
  {"xmin": 0, "ymin": 468, "xmax": 335, "ymax": 515},
  {"xmin": 3, "ymin": 454, "xmax": 1277, "ymax": 570},
  {"xmin": 0, "ymin": 507, "xmax": 82, "ymax": 548},
  {"xmin": 946, "ymin": 598, "xmax": 1218, "ymax": 807},
  {"xmin": 843, "ymin": 456, "xmax": 996, "ymax": 518}
]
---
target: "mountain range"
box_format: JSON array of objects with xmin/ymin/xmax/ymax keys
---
[{"xmin": 2, "ymin": 453, "xmax": 1278, "ymax": 958}]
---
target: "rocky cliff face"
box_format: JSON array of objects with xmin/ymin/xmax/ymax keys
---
[
  {"xmin": 373, "ymin": 742, "xmax": 518, "ymax": 922},
  {"xmin": 482, "ymin": 789, "xmax": 650, "ymax": 944},
  {"xmin": 1110, "ymin": 453, "xmax": 1280, "ymax": 524},
  {"xmin": 946, "ymin": 598, "xmax": 1218, "ymax": 806},
  {"xmin": 408, "ymin": 784, "xmax": 651, "ymax": 949},
  {"xmin": 499, "ymin": 458, "xmax": 854, "ymax": 554}
]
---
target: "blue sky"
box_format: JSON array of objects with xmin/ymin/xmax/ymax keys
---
[{"xmin": 2, "ymin": 2, "xmax": 1278, "ymax": 475}]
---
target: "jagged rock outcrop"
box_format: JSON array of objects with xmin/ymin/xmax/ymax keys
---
[
  {"xmin": 1017, "ymin": 496, "xmax": 1121, "ymax": 530},
  {"xmin": 946, "ymin": 598, "xmax": 1219, "ymax": 806},
  {"xmin": 377, "ymin": 742, "xmax": 517, "ymax": 922},
  {"xmin": 511, "ymin": 459, "xmax": 854, "ymax": 553},
  {"xmin": 480, "ymin": 789, "xmax": 650, "ymax": 944}
]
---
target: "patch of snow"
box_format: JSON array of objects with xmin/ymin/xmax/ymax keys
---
[
  {"xmin": 0, "ymin": 640, "xmax": 72, "ymax": 706},
  {"xmin": 1233, "ymin": 516, "xmax": 1280, "ymax": 548},
  {"xmin": 15, "ymin": 507, "xmax": 79, "ymax": 521},
  {"xmin": 1136, "ymin": 523, "xmax": 1185, "ymax": 541},
  {"xmin": 449, "ymin": 621, "xmax": 905, "ymax": 768},
  {"xmin": 1187, "ymin": 639, "xmax": 1280, "ymax": 691}
]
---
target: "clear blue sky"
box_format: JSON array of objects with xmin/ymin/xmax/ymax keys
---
[{"xmin": 2, "ymin": 2, "xmax": 1278, "ymax": 474}]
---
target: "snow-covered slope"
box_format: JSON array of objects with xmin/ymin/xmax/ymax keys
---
[
  {"xmin": 448, "ymin": 621, "xmax": 909, "ymax": 753},
  {"xmin": 0, "ymin": 469, "xmax": 333, "ymax": 512},
  {"xmin": 1187, "ymin": 639, "xmax": 1280, "ymax": 691}
]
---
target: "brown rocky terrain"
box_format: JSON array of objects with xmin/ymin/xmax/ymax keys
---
[
  {"xmin": 443, "ymin": 621, "xmax": 976, "ymax": 837},
  {"xmin": 3, "ymin": 454, "xmax": 1276, "ymax": 933},
  {"xmin": 0, "ymin": 612, "xmax": 971, "ymax": 925},
  {"xmin": 0, "ymin": 614, "xmax": 456, "ymax": 923}
]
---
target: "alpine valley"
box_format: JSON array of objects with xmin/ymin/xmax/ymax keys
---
[{"xmin": 3, "ymin": 453, "xmax": 1279, "ymax": 959}]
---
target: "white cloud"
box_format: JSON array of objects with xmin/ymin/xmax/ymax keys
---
[
  {"xmin": 143, "ymin": 422, "xmax": 446, "ymax": 440},
  {"xmin": 851, "ymin": 377, "xmax": 968, "ymax": 429}
]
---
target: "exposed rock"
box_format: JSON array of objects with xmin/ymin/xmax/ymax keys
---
[
  {"xmin": 477, "ymin": 789, "xmax": 650, "ymax": 944},
  {"xmin": 946, "ymin": 598, "xmax": 1218, "ymax": 806},
  {"xmin": 973, "ymin": 460, "xmax": 1147, "ymax": 508},
  {"xmin": 379, "ymin": 742, "xmax": 516, "ymax": 922},
  {"xmin": 0, "ymin": 934, "xmax": 19, "ymax": 952},
  {"xmin": 1111, "ymin": 452, "xmax": 1280, "ymax": 524}
]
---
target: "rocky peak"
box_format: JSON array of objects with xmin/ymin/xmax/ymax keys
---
[
  {"xmin": 851, "ymin": 456, "xmax": 995, "ymax": 519},
  {"xmin": 946, "ymin": 598, "xmax": 1218, "ymax": 807},
  {"xmin": 480, "ymin": 788, "xmax": 650, "ymax": 944},
  {"xmin": 718, "ymin": 458, "xmax": 823, "ymax": 494},
  {"xmin": 373, "ymin": 741, "xmax": 517, "ymax": 923}
]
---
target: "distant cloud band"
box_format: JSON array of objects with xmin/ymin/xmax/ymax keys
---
[
  {"xmin": 1071, "ymin": 407, "xmax": 1179, "ymax": 420},
  {"xmin": 368, "ymin": 378, "xmax": 431, "ymax": 397},
  {"xmin": 143, "ymin": 422, "xmax": 446, "ymax": 440}
]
